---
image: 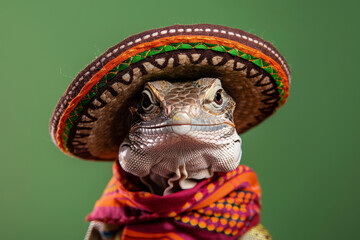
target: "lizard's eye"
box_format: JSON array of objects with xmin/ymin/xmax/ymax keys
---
[
  {"xmin": 214, "ymin": 89, "xmax": 223, "ymax": 105},
  {"xmin": 141, "ymin": 90, "xmax": 156, "ymax": 112}
]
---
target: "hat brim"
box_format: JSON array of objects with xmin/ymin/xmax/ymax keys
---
[{"xmin": 50, "ymin": 24, "xmax": 290, "ymax": 161}]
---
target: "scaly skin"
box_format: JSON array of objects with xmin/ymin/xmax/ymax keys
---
[
  {"xmin": 85, "ymin": 79, "xmax": 272, "ymax": 239},
  {"xmin": 240, "ymin": 224, "xmax": 272, "ymax": 240},
  {"xmin": 119, "ymin": 78, "xmax": 241, "ymax": 195}
]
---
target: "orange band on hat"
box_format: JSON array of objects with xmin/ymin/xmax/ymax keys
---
[{"xmin": 56, "ymin": 35, "xmax": 289, "ymax": 152}]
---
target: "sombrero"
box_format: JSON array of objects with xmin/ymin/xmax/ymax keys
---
[{"xmin": 50, "ymin": 24, "xmax": 290, "ymax": 161}]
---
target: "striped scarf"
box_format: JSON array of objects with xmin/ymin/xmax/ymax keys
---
[{"xmin": 87, "ymin": 162, "xmax": 261, "ymax": 239}]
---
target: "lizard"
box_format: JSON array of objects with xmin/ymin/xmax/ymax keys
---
[
  {"xmin": 84, "ymin": 78, "xmax": 272, "ymax": 240},
  {"xmin": 49, "ymin": 24, "xmax": 290, "ymax": 240}
]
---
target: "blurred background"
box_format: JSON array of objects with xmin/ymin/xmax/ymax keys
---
[{"xmin": 1, "ymin": 0, "xmax": 359, "ymax": 239}]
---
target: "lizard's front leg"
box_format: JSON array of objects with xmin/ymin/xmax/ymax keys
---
[
  {"xmin": 84, "ymin": 221, "xmax": 122, "ymax": 240},
  {"xmin": 239, "ymin": 224, "xmax": 272, "ymax": 240}
]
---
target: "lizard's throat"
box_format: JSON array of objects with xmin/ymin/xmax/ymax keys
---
[
  {"xmin": 118, "ymin": 129, "xmax": 242, "ymax": 195},
  {"xmin": 140, "ymin": 165, "xmax": 208, "ymax": 195}
]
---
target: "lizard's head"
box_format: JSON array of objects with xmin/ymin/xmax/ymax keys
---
[{"xmin": 119, "ymin": 78, "xmax": 241, "ymax": 195}]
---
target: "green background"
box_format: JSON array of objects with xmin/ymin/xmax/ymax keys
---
[{"xmin": 1, "ymin": 0, "xmax": 359, "ymax": 239}]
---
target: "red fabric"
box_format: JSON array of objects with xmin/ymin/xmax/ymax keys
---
[{"xmin": 87, "ymin": 163, "xmax": 261, "ymax": 239}]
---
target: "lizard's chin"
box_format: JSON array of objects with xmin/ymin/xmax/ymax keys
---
[{"xmin": 118, "ymin": 129, "xmax": 242, "ymax": 195}]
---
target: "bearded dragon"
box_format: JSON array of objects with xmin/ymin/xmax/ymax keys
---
[{"xmin": 85, "ymin": 78, "xmax": 272, "ymax": 240}]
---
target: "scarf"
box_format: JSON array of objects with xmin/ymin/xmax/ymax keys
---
[{"xmin": 87, "ymin": 162, "xmax": 261, "ymax": 240}]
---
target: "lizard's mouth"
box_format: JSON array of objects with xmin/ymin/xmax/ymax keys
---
[
  {"xmin": 130, "ymin": 111, "xmax": 235, "ymax": 135},
  {"xmin": 130, "ymin": 122, "xmax": 235, "ymax": 136}
]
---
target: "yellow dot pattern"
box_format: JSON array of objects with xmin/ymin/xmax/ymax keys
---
[{"xmin": 173, "ymin": 189, "xmax": 259, "ymax": 237}]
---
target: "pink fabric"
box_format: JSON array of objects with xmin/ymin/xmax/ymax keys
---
[{"xmin": 87, "ymin": 163, "xmax": 261, "ymax": 239}]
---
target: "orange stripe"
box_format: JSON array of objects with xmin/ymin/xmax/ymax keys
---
[
  {"xmin": 56, "ymin": 35, "xmax": 289, "ymax": 151},
  {"xmin": 94, "ymin": 196, "xmax": 138, "ymax": 208},
  {"xmin": 122, "ymin": 228, "xmax": 184, "ymax": 240}
]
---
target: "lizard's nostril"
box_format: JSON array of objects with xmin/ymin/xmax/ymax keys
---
[{"xmin": 172, "ymin": 112, "xmax": 191, "ymax": 135}]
